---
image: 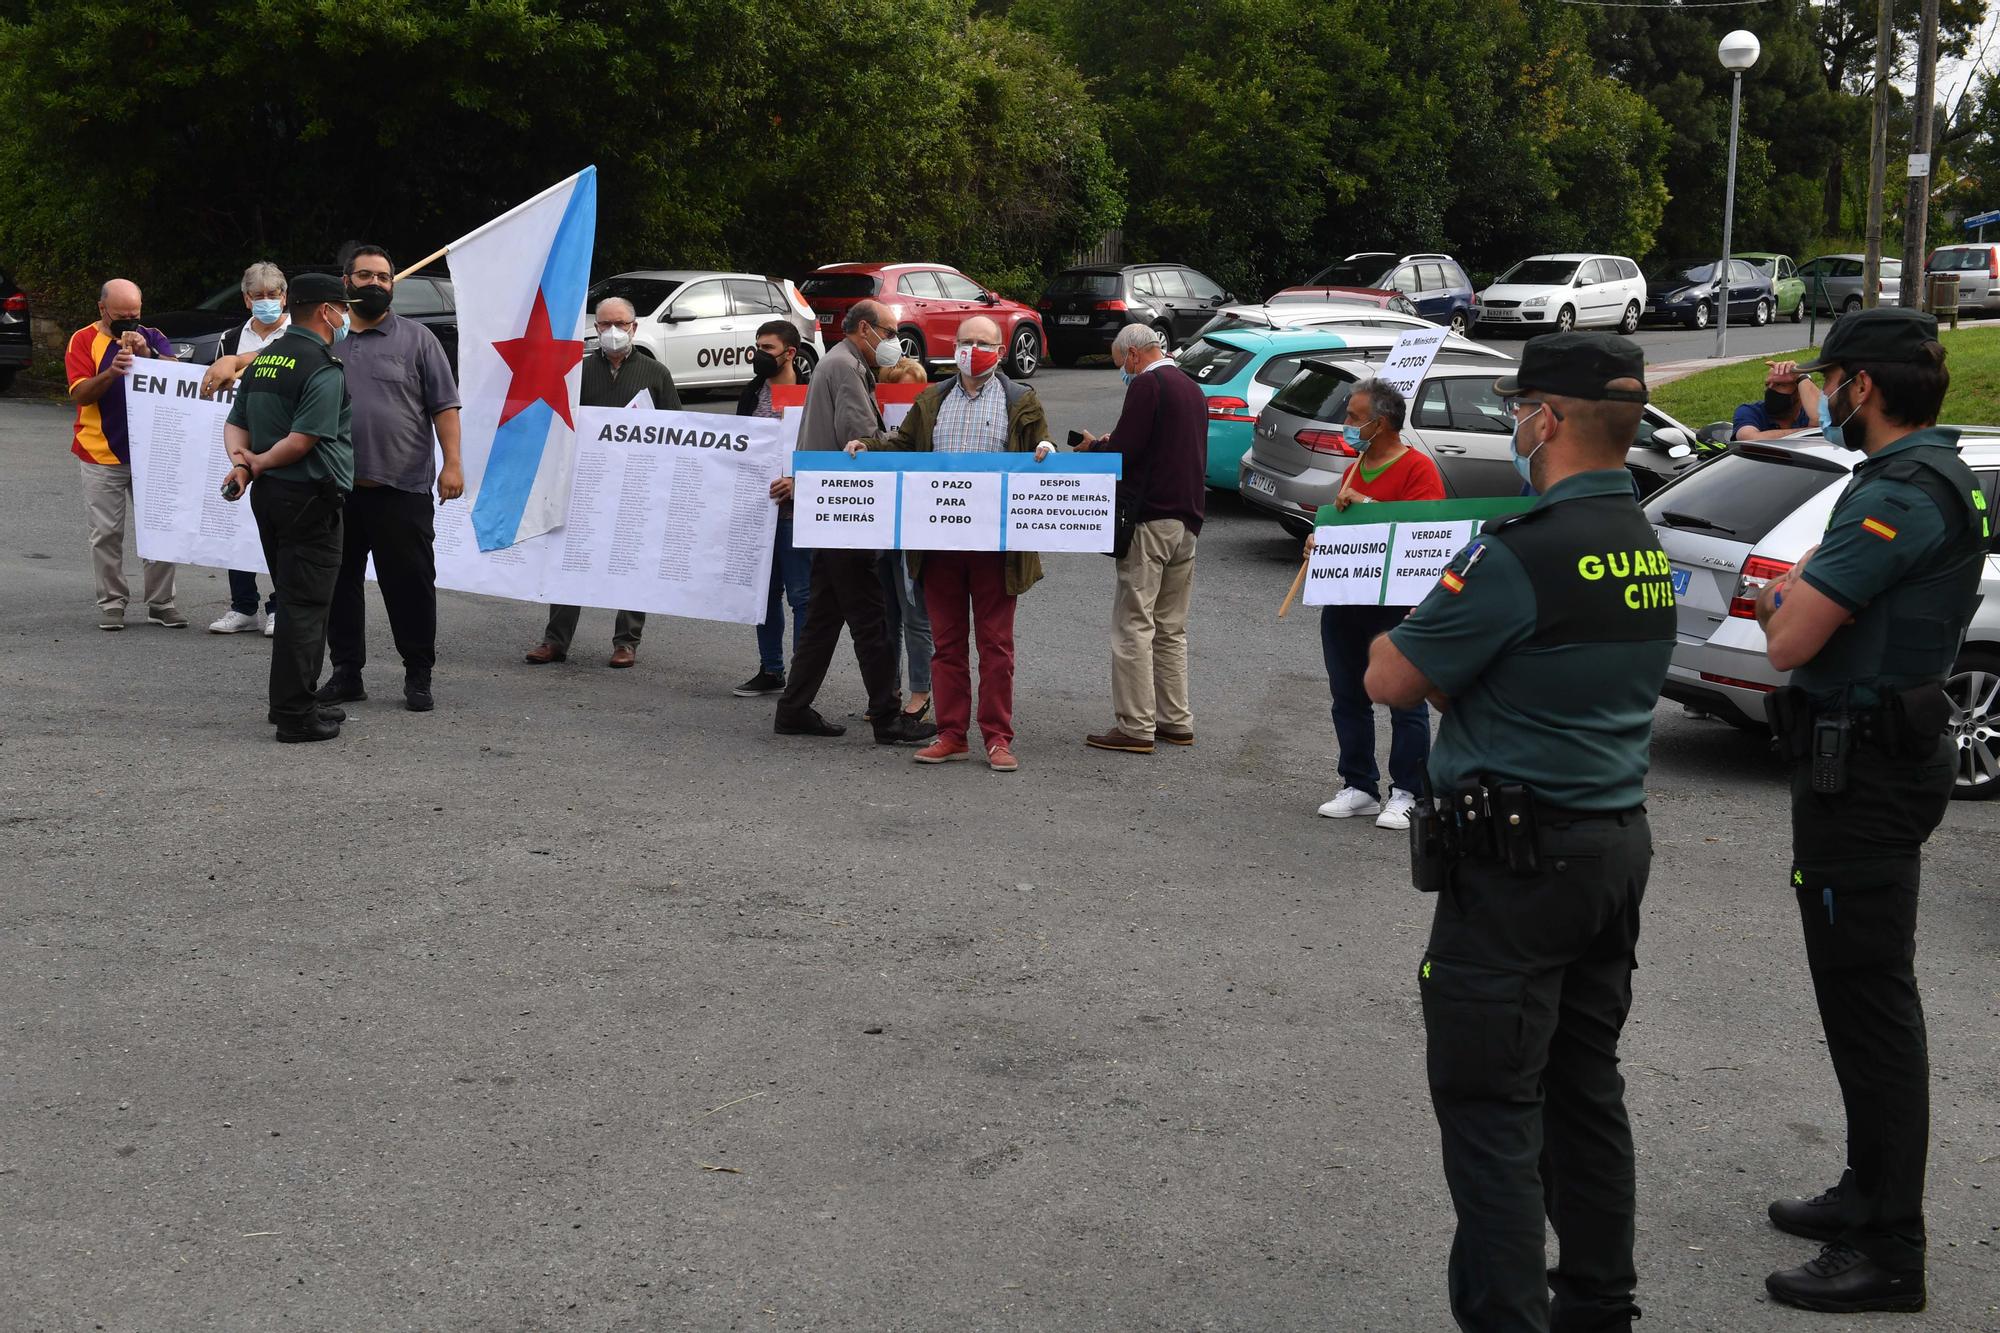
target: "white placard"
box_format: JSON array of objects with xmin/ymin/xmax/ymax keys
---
[
  {"xmin": 793, "ymin": 471, "xmax": 898, "ymax": 548},
  {"xmin": 1906, "ymin": 153, "xmax": 1930, "ymax": 178},
  {"xmin": 1003, "ymin": 470, "xmax": 1118, "ymax": 553},
  {"xmin": 125, "ymin": 360, "xmax": 267, "ymax": 570},
  {"xmin": 902, "ymin": 470, "xmax": 1003, "ymax": 551},
  {"xmin": 1304, "ymin": 517, "xmax": 1480, "ymax": 606},
  {"xmin": 1371, "ymin": 326, "xmax": 1453, "ymax": 400}
]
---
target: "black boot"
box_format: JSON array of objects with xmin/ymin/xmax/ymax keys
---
[
  {"xmin": 1768, "ymin": 1181, "xmax": 1847, "ymax": 1242},
  {"xmin": 275, "ymin": 716, "xmax": 342, "ymax": 744},
  {"xmin": 267, "ymin": 705, "xmax": 346, "ymax": 726},
  {"xmin": 1765, "ymin": 1242, "xmax": 1925, "ymax": 1313},
  {"xmin": 316, "ymin": 673, "xmax": 366, "ymax": 704},
  {"xmin": 404, "ymin": 672, "xmax": 434, "ymax": 713}
]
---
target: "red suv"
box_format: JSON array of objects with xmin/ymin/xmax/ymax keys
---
[{"xmin": 797, "ymin": 262, "xmax": 1048, "ymax": 379}]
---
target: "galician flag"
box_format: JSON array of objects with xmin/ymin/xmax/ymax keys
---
[{"xmin": 449, "ymin": 166, "xmax": 597, "ymax": 551}]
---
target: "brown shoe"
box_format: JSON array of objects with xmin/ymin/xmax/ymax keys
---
[
  {"xmin": 1086, "ymin": 728, "xmax": 1154, "ymax": 754},
  {"xmin": 1157, "ymin": 727, "xmax": 1194, "ymax": 747},
  {"xmin": 986, "ymin": 743, "xmax": 1019, "ymax": 772},
  {"xmin": 524, "ymin": 642, "xmax": 565, "ymax": 665},
  {"xmin": 608, "ymin": 645, "xmax": 636, "ymax": 669}
]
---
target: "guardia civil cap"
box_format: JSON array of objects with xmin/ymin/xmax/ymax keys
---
[
  {"xmin": 1493, "ymin": 331, "xmax": 1648, "ymax": 403},
  {"xmin": 1797, "ymin": 307, "xmax": 1940, "ymax": 372},
  {"xmin": 288, "ymin": 272, "xmax": 353, "ymax": 305}
]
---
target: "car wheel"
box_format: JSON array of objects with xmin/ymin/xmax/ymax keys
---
[
  {"xmin": 1790, "ymin": 296, "xmax": 1804, "ymax": 323},
  {"xmin": 1842, "ymin": 295, "xmax": 1862, "ymax": 314},
  {"xmin": 1009, "ymin": 324, "xmax": 1041, "ymax": 379},
  {"xmin": 1754, "ymin": 298, "xmax": 1771, "ymax": 326},
  {"xmin": 1691, "ymin": 300, "xmax": 1711, "ymax": 330},
  {"xmin": 1449, "ymin": 309, "xmax": 1469, "ymax": 336},
  {"xmin": 896, "ymin": 328, "xmax": 926, "ymax": 366},
  {"xmin": 1553, "ymin": 306, "xmax": 1576, "ymax": 333},
  {"xmin": 1151, "ymin": 322, "xmax": 1174, "ymax": 354},
  {"xmin": 790, "ymin": 343, "xmax": 818, "ymax": 378},
  {"xmin": 1947, "ymin": 649, "xmax": 2000, "ymax": 800},
  {"xmin": 1618, "ymin": 301, "xmax": 1641, "ymax": 335}
]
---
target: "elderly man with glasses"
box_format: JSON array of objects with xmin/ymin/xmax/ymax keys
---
[
  {"xmin": 844, "ymin": 315, "xmax": 1056, "ymax": 771},
  {"xmin": 523, "ymin": 295, "xmax": 680, "ymax": 669}
]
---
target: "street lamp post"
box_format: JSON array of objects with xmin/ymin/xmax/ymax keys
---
[{"xmin": 1716, "ymin": 29, "xmax": 1761, "ymax": 358}]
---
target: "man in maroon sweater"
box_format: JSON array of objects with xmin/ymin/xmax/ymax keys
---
[{"xmin": 1078, "ymin": 324, "xmax": 1207, "ymax": 753}]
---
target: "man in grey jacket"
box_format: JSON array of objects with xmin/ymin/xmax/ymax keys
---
[{"xmin": 773, "ymin": 301, "xmax": 936, "ymax": 745}]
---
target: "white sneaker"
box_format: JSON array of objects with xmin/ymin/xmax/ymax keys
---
[
  {"xmin": 262, "ymin": 612, "xmax": 276, "ymax": 637},
  {"xmin": 1317, "ymin": 788, "xmax": 1381, "ymax": 819},
  {"xmin": 208, "ymin": 609, "xmax": 259, "ymax": 634},
  {"xmin": 1376, "ymin": 789, "xmax": 1418, "ymax": 831}
]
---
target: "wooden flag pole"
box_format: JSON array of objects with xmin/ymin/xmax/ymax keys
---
[
  {"xmin": 1277, "ymin": 558, "xmax": 1309, "ymax": 618},
  {"xmin": 395, "ymin": 244, "xmax": 451, "ymax": 282}
]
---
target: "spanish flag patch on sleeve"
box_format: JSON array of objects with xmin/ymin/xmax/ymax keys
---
[
  {"xmin": 1860, "ymin": 516, "xmax": 1898, "ymax": 541},
  {"xmin": 1440, "ymin": 569, "xmax": 1466, "ymax": 594}
]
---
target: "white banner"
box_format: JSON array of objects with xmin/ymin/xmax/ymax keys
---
[
  {"xmin": 1371, "ymin": 326, "xmax": 1453, "ymax": 401},
  {"xmin": 791, "ymin": 452, "xmax": 1121, "ymax": 552},
  {"xmin": 125, "ymin": 360, "xmax": 784, "ymax": 625},
  {"xmin": 1304, "ymin": 517, "xmax": 1481, "ymax": 606}
]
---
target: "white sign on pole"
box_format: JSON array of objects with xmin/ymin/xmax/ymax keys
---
[
  {"xmin": 1303, "ymin": 517, "xmax": 1482, "ymax": 606},
  {"xmin": 1906, "ymin": 153, "xmax": 1931, "ymax": 178},
  {"xmin": 1370, "ymin": 326, "xmax": 1454, "ymax": 400}
]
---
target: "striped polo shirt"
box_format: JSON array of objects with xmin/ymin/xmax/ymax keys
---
[{"xmin": 66, "ymin": 323, "xmax": 177, "ymax": 465}]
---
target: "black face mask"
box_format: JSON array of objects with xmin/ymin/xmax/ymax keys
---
[
  {"xmin": 751, "ymin": 349, "xmax": 781, "ymax": 379},
  {"xmin": 1762, "ymin": 390, "xmax": 1797, "ymax": 422},
  {"xmin": 107, "ymin": 318, "xmax": 141, "ymax": 336},
  {"xmin": 347, "ymin": 283, "xmax": 393, "ymax": 319}
]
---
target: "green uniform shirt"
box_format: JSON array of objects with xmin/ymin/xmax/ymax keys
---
[
  {"xmin": 224, "ymin": 327, "xmax": 354, "ymax": 492},
  {"xmin": 1389, "ymin": 469, "xmax": 1677, "ymax": 810},
  {"xmin": 1793, "ymin": 426, "xmax": 1985, "ymax": 708}
]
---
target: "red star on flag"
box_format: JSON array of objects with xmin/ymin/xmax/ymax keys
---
[{"xmin": 493, "ymin": 289, "xmax": 583, "ymax": 429}]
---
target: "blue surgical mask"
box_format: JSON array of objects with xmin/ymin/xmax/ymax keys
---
[
  {"xmin": 1120, "ymin": 368, "xmax": 1135, "ymax": 386},
  {"xmin": 1511, "ymin": 406, "xmax": 1546, "ymax": 486},
  {"xmin": 1342, "ymin": 424, "xmax": 1365, "ymax": 450},
  {"xmin": 251, "ymin": 298, "xmax": 284, "ymax": 325},
  {"xmin": 329, "ymin": 309, "xmax": 350, "ymax": 344},
  {"xmin": 1817, "ymin": 383, "xmax": 1859, "ymax": 450}
]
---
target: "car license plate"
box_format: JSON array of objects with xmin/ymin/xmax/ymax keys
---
[
  {"xmin": 1058, "ymin": 314, "xmax": 1088, "ymax": 325},
  {"xmin": 1244, "ymin": 471, "xmax": 1278, "ymax": 498},
  {"xmin": 1670, "ymin": 566, "xmax": 1693, "ymax": 597}
]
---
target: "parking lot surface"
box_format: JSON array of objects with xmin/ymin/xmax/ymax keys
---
[{"xmin": 2, "ymin": 391, "xmax": 1995, "ymax": 1331}]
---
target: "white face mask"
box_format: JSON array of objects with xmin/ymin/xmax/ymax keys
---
[
  {"xmin": 598, "ymin": 326, "xmax": 633, "ymax": 356},
  {"xmin": 872, "ymin": 329, "xmax": 903, "ymax": 369}
]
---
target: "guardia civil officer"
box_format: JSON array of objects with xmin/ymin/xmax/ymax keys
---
[
  {"xmin": 1752, "ymin": 309, "xmax": 1985, "ymax": 1315},
  {"xmin": 220, "ymin": 273, "xmax": 356, "ymax": 743},
  {"xmin": 1365, "ymin": 332, "xmax": 1675, "ymax": 1333}
]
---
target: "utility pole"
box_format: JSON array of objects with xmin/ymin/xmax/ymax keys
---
[
  {"xmin": 1899, "ymin": 0, "xmax": 1940, "ymax": 308},
  {"xmin": 1862, "ymin": 0, "xmax": 1895, "ymax": 308}
]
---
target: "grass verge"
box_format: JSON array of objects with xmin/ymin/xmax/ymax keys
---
[{"xmin": 1652, "ymin": 324, "xmax": 1999, "ymax": 428}]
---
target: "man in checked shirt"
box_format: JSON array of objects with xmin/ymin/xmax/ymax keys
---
[{"xmin": 844, "ymin": 316, "xmax": 1057, "ymax": 772}]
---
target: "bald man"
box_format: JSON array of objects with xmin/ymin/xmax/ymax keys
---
[
  {"xmin": 843, "ymin": 315, "xmax": 1057, "ymax": 770},
  {"xmin": 66, "ymin": 279, "xmax": 183, "ymax": 629}
]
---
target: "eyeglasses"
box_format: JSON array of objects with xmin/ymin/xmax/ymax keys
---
[
  {"xmin": 955, "ymin": 340, "xmax": 1001, "ymax": 352},
  {"xmin": 1505, "ymin": 399, "xmax": 1546, "ymax": 419},
  {"xmin": 348, "ymin": 269, "xmax": 392, "ymax": 284},
  {"xmin": 594, "ymin": 320, "xmax": 636, "ymax": 332}
]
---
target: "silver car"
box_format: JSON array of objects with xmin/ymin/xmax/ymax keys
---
[
  {"xmin": 1236, "ymin": 354, "xmax": 1700, "ymax": 535},
  {"xmin": 1796, "ymin": 254, "xmax": 1902, "ymax": 315},
  {"xmin": 1927, "ymin": 243, "xmax": 2000, "ymax": 314},
  {"xmin": 1647, "ymin": 431, "xmax": 2000, "ymax": 798},
  {"xmin": 586, "ymin": 270, "xmax": 827, "ymax": 389}
]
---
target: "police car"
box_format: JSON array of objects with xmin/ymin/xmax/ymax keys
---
[
  {"xmin": 1646, "ymin": 429, "xmax": 2000, "ymax": 798},
  {"xmin": 586, "ymin": 271, "xmax": 827, "ymax": 390}
]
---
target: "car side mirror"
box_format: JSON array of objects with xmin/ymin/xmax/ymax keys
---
[
  {"xmin": 663, "ymin": 310, "xmax": 691, "ymax": 323},
  {"xmin": 1697, "ymin": 421, "xmax": 1735, "ymax": 447},
  {"xmin": 1209, "ymin": 294, "xmax": 1227, "ymax": 306},
  {"xmin": 1653, "ymin": 426, "xmax": 1693, "ymax": 455},
  {"xmin": 978, "ymin": 291, "xmax": 998, "ymax": 306}
]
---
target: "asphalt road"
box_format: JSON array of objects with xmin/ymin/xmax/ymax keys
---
[{"xmin": 2, "ymin": 388, "xmax": 1995, "ymax": 1332}]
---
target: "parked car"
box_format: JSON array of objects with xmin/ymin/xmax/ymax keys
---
[
  {"xmin": 1191, "ymin": 301, "xmax": 1437, "ymax": 339},
  {"xmin": 1175, "ymin": 326, "xmax": 1507, "ymax": 489},
  {"xmin": 1272, "ymin": 252, "xmax": 1477, "ymax": 333},
  {"xmin": 1640, "ymin": 258, "xmax": 1777, "ymax": 330},
  {"xmin": 798, "ymin": 262, "xmax": 1046, "ymax": 378},
  {"xmin": 1796, "ymin": 254, "xmax": 1901, "ymax": 314},
  {"xmin": 1261, "ymin": 287, "xmax": 1422, "ymax": 317},
  {"xmin": 0, "ymin": 265, "xmax": 29, "ymax": 393},
  {"xmin": 1473, "ymin": 254, "xmax": 1647, "ymax": 335},
  {"xmin": 1646, "ymin": 430, "xmax": 2000, "ymax": 799},
  {"xmin": 588, "ymin": 271, "xmax": 824, "ymax": 389},
  {"xmin": 1237, "ymin": 354, "xmax": 1699, "ymax": 535},
  {"xmin": 1039, "ymin": 263, "xmax": 1234, "ymax": 362},
  {"xmin": 1736, "ymin": 251, "xmax": 1807, "ymax": 322},
  {"xmin": 151, "ymin": 265, "xmax": 461, "ymax": 369},
  {"xmin": 1927, "ymin": 242, "xmax": 2000, "ymax": 314}
]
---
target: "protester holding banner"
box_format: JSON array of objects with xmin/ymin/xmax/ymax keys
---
[
  {"xmin": 523, "ymin": 296, "xmax": 676, "ymax": 669},
  {"xmin": 871, "ymin": 353, "xmax": 937, "ymax": 724},
  {"xmin": 318, "ymin": 244, "xmax": 463, "ymax": 714},
  {"xmin": 733, "ymin": 320, "xmax": 813, "ymax": 698},
  {"xmin": 845, "ymin": 316, "xmax": 1057, "ymax": 771},
  {"xmin": 1077, "ymin": 324, "xmax": 1205, "ymax": 754},
  {"xmin": 66, "ymin": 278, "xmax": 184, "ymax": 631},
  {"xmin": 210, "ymin": 262, "xmax": 292, "ymax": 637},
  {"xmin": 774, "ymin": 301, "xmax": 935, "ymax": 745},
  {"xmin": 1312, "ymin": 379, "xmax": 1444, "ymax": 831},
  {"xmin": 219, "ymin": 274, "xmax": 356, "ymax": 743}
]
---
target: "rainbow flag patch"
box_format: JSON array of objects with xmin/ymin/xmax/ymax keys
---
[
  {"xmin": 1440, "ymin": 569, "xmax": 1466, "ymax": 594},
  {"xmin": 1861, "ymin": 516, "xmax": 1898, "ymax": 541}
]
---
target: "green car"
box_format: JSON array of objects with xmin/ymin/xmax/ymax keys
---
[{"xmin": 1734, "ymin": 252, "xmax": 1806, "ymax": 323}]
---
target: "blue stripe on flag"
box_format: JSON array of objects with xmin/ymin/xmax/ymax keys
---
[
  {"xmin": 472, "ymin": 400, "xmax": 554, "ymax": 550},
  {"xmin": 540, "ymin": 168, "xmax": 597, "ymax": 332}
]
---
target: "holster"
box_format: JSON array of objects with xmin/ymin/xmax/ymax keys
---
[
  {"xmin": 1880, "ymin": 683, "xmax": 1952, "ymax": 757},
  {"xmin": 1409, "ymin": 781, "xmax": 1457, "ymax": 894},
  {"xmin": 1764, "ymin": 686, "xmax": 1812, "ymax": 761}
]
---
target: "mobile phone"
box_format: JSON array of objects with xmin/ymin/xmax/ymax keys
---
[
  {"xmin": 220, "ymin": 475, "xmax": 243, "ymax": 500},
  {"xmin": 1066, "ymin": 430, "xmax": 1085, "ymax": 450}
]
